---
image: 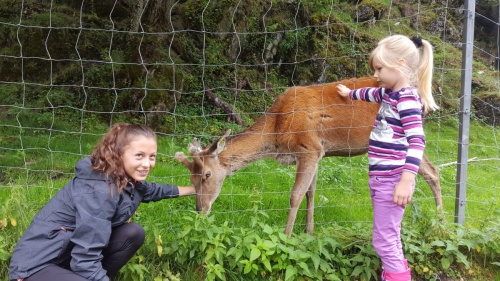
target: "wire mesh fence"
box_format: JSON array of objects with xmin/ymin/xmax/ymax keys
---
[{"xmin": 0, "ymin": 0, "xmax": 498, "ymax": 230}]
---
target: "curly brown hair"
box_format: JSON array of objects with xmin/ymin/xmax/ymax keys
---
[{"xmin": 90, "ymin": 123, "xmax": 157, "ymax": 194}]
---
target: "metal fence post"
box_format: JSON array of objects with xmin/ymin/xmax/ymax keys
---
[{"xmin": 455, "ymin": 0, "xmax": 476, "ymax": 225}]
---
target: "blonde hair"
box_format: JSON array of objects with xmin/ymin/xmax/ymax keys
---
[{"xmin": 369, "ymin": 34, "xmax": 438, "ymax": 114}]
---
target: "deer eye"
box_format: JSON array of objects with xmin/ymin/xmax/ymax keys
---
[{"xmin": 205, "ymin": 171, "xmax": 212, "ymax": 179}]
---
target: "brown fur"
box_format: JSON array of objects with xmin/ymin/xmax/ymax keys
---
[{"xmin": 176, "ymin": 76, "xmax": 441, "ymax": 235}]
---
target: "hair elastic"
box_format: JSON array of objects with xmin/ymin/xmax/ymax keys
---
[{"xmin": 411, "ymin": 36, "xmax": 423, "ymax": 48}]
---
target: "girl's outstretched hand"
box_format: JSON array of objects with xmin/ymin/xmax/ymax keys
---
[{"xmin": 336, "ymin": 84, "xmax": 351, "ymax": 97}]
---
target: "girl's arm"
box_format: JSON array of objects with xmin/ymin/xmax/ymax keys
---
[
  {"xmin": 399, "ymin": 91, "xmax": 426, "ymax": 175},
  {"xmin": 336, "ymin": 84, "xmax": 385, "ymax": 103},
  {"xmin": 394, "ymin": 90, "xmax": 426, "ymax": 206},
  {"xmin": 336, "ymin": 84, "xmax": 351, "ymax": 97}
]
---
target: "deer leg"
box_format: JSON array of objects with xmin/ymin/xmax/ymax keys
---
[
  {"xmin": 418, "ymin": 153, "xmax": 442, "ymax": 209},
  {"xmin": 285, "ymin": 160, "xmax": 319, "ymax": 236},
  {"xmin": 305, "ymin": 171, "xmax": 317, "ymax": 235}
]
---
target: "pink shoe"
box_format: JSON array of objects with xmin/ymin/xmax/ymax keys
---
[{"xmin": 381, "ymin": 268, "xmax": 411, "ymax": 281}]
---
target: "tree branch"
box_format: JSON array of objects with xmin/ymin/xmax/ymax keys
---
[
  {"xmin": 437, "ymin": 157, "xmax": 500, "ymax": 168},
  {"xmin": 204, "ymin": 85, "xmax": 243, "ymax": 126}
]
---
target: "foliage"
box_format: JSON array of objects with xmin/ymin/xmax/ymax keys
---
[
  {"xmin": 1, "ymin": 117, "xmax": 499, "ymax": 280},
  {"xmin": 3, "ymin": 0, "xmax": 495, "ymax": 132},
  {"xmin": 111, "ymin": 203, "xmax": 500, "ymax": 281},
  {"xmin": 2, "ymin": 197, "xmax": 498, "ymax": 280},
  {"xmin": 365, "ymin": 212, "xmax": 496, "ymax": 280},
  {"xmin": 155, "ymin": 211, "xmax": 373, "ymax": 281},
  {"xmin": 0, "ymin": 186, "xmax": 30, "ymax": 278},
  {"xmin": 119, "ymin": 254, "xmax": 150, "ymax": 281},
  {"xmin": 1, "ymin": 0, "xmax": 500, "ymax": 280}
]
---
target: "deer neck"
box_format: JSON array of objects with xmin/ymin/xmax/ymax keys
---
[{"xmin": 218, "ymin": 130, "xmax": 275, "ymax": 174}]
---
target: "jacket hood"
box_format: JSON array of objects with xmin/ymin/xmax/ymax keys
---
[{"xmin": 75, "ymin": 157, "xmax": 106, "ymax": 181}]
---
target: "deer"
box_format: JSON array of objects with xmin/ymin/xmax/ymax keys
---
[{"xmin": 175, "ymin": 76, "xmax": 441, "ymax": 236}]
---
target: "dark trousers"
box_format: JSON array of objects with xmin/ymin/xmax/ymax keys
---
[{"xmin": 23, "ymin": 222, "xmax": 145, "ymax": 281}]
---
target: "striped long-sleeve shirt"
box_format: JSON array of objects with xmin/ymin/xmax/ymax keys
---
[{"xmin": 349, "ymin": 86, "xmax": 426, "ymax": 176}]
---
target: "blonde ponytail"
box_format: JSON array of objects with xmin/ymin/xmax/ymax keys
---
[{"xmin": 417, "ymin": 39, "xmax": 439, "ymax": 113}]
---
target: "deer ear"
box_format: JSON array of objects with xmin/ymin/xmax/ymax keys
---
[
  {"xmin": 207, "ymin": 129, "xmax": 231, "ymax": 156},
  {"xmin": 215, "ymin": 129, "xmax": 231, "ymax": 155}
]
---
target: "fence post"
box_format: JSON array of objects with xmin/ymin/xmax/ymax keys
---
[{"xmin": 455, "ymin": 0, "xmax": 476, "ymax": 225}]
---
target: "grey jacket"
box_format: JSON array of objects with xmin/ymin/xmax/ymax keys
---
[{"xmin": 9, "ymin": 157, "xmax": 180, "ymax": 281}]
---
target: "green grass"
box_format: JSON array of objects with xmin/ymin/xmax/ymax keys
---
[
  {"xmin": 422, "ymin": 118, "xmax": 500, "ymax": 229},
  {"xmin": 1, "ymin": 118, "xmax": 499, "ymax": 280},
  {"xmin": 2, "ymin": 118, "xmax": 498, "ymax": 231}
]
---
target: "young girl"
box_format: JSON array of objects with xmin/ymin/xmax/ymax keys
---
[
  {"xmin": 9, "ymin": 123, "xmax": 196, "ymax": 281},
  {"xmin": 336, "ymin": 35, "xmax": 438, "ymax": 281}
]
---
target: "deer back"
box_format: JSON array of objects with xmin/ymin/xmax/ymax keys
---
[{"xmin": 267, "ymin": 76, "xmax": 381, "ymax": 157}]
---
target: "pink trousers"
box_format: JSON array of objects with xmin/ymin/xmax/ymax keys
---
[{"xmin": 369, "ymin": 175, "xmax": 414, "ymax": 274}]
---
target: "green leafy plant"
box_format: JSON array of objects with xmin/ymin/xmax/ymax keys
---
[
  {"xmin": 120, "ymin": 199, "xmax": 500, "ymax": 281},
  {"xmin": 119, "ymin": 254, "xmax": 150, "ymax": 281}
]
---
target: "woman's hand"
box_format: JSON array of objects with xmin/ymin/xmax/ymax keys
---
[
  {"xmin": 178, "ymin": 186, "xmax": 196, "ymax": 196},
  {"xmin": 336, "ymin": 84, "xmax": 351, "ymax": 97}
]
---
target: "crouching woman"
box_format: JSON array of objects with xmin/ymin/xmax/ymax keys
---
[{"xmin": 9, "ymin": 123, "xmax": 196, "ymax": 281}]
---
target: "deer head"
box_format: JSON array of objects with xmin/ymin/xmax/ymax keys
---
[{"xmin": 175, "ymin": 129, "xmax": 231, "ymax": 213}]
